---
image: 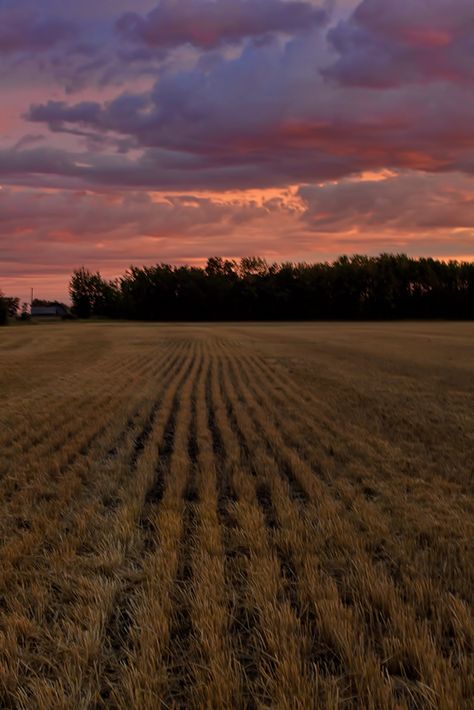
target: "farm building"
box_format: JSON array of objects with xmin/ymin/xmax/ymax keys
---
[{"xmin": 31, "ymin": 304, "xmax": 69, "ymax": 319}]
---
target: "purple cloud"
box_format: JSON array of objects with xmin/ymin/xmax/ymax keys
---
[
  {"xmin": 13, "ymin": 134, "xmax": 46, "ymax": 151},
  {"xmin": 27, "ymin": 101, "xmax": 104, "ymax": 132},
  {"xmin": 117, "ymin": 0, "xmax": 329, "ymax": 50},
  {"xmin": 325, "ymin": 0, "xmax": 474, "ymax": 86},
  {"xmin": 0, "ymin": 9, "xmax": 75, "ymax": 54},
  {"xmin": 23, "ymin": 25, "xmax": 474, "ymax": 193}
]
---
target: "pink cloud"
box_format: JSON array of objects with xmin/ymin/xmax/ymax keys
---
[
  {"xmin": 402, "ymin": 28, "xmax": 453, "ymax": 49},
  {"xmin": 2, "ymin": 172, "xmax": 473, "ymax": 303}
]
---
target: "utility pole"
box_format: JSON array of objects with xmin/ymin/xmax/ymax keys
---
[{"xmin": 31, "ymin": 288, "xmax": 34, "ymax": 307}]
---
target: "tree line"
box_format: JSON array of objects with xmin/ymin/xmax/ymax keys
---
[
  {"xmin": 68, "ymin": 255, "xmax": 474, "ymax": 321},
  {"xmin": 2, "ymin": 254, "xmax": 472, "ymax": 325}
]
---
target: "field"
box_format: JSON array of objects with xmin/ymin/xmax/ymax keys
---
[{"xmin": 0, "ymin": 322, "xmax": 473, "ymax": 709}]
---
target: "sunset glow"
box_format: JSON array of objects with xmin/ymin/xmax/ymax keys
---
[{"xmin": 1, "ymin": 0, "xmax": 473, "ymax": 302}]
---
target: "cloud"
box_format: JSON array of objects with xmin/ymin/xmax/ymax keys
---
[
  {"xmin": 27, "ymin": 101, "xmax": 104, "ymax": 131},
  {"xmin": 299, "ymin": 171, "xmax": 474, "ymax": 235},
  {"xmin": 13, "ymin": 134, "xmax": 46, "ymax": 151},
  {"xmin": 0, "ymin": 3, "xmax": 161, "ymax": 93},
  {"xmin": 24, "ymin": 26, "xmax": 474, "ymax": 192},
  {"xmin": 325, "ymin": 0, "xmax": 474, "ymax": 86},
  {"xmin": 0, "ymin": 7, "xmax": 111, "ymax": 95},
  {"xmin": 0, "ymin": 187, "xmax": 267, "ymax": 243},
  {"xmin": 2, "ymin": 173, "xmax": 473, "ymax": 267},
  {"xmin": 0, "ymin": 9, "xmax": 76, "ymax": 54},
  {"xmin": 116, "ymin": 0, "xmax": 329, "ymax": 50}
]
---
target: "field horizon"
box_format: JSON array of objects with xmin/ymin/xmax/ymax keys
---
[{"xmin": 1, "ymin": 321, "xmax": 473, "ymax": 709}]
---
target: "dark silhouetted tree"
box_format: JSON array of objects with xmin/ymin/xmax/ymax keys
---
[
  {"xmin": 0, "ymin": 291, "xmax": 19, "ymax": 324},
  {"xmin": 67, "ymin": 255, "xmax": 474, "ymax": 322},
  {"xmin": 0, "ymin": 292, "xmax": 7, "ymax": 326},
  {"xmin": 69, "ymin": 268, "xmax": 120, "ymax": 318}
]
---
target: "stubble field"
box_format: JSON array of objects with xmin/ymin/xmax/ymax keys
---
[{"xmin": 0, "ymin": 321, "xmax": 473, "ymax": 709}]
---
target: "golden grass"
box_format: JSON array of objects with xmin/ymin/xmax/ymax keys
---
[{"xmin": 0, "ymin": 321, "xmax": 473, "ymax": 709}]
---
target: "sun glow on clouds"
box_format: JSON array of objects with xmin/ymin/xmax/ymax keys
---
[
  {"xmin": 350, "ymin": 169, "xmax": 398, "ymax": 183},
  {"xmin": 402, "ymin": 28, "xmax": 453, "ymax": 48},
  {"xmin": 149, "ymin": 186, "xmax": 307, "ymax": 211},
  {"xmin": 1, "ymin": 0, "xmax": 474, "ymax": 302}
]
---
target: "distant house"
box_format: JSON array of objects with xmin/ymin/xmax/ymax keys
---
[{"xmin": 31, "ymin": 304, "xmax": 69, "ymax": 320}]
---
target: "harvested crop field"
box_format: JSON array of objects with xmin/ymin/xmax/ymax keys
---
[{"xmin": 0, "ymin": 321, "xmax": 473, "ymax": 709}]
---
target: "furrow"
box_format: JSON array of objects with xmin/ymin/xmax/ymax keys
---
[
  {"xmin": 0, "ymin": 343, "xmax": 185, "ymax": 561},
  {"xmin": 239, "ymin": 350, "xmax": 474, "ymax": 663},
  {"xmin": 0, "ymin": 349, "xmax": 156, "ymax": 462},
  {"xmin": 181, "ymin": 353, "xmax": 243, "ymax": 708},
  {"xmin": 0, "ymin": 343, "xmax": 179, "ymax": 502},
  {"xmin": 1, "ymin": 344, "xmax": 195, "ymax": 708},
  {"xmin": 216, "ymin": 350, "xmax": 320, "ymax": 709},
  {"xmin": 162, "ymin": 353, "xmax": 203, "ymax": 708},
  {"xmin": 106, "ymin": 344, "xmax": 202, "ymax": 708},
  {"xmin": 97, "ymin": 345, "xmax": 199, "ymax": 706},
  {"xmin": 225, "ymin": 348, "xmax": 464, "ymax": 708}
]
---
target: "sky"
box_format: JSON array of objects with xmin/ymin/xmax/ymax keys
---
[{"xmin": 1, "ymin": 0, "xmax": 473, "ymax": 303}]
